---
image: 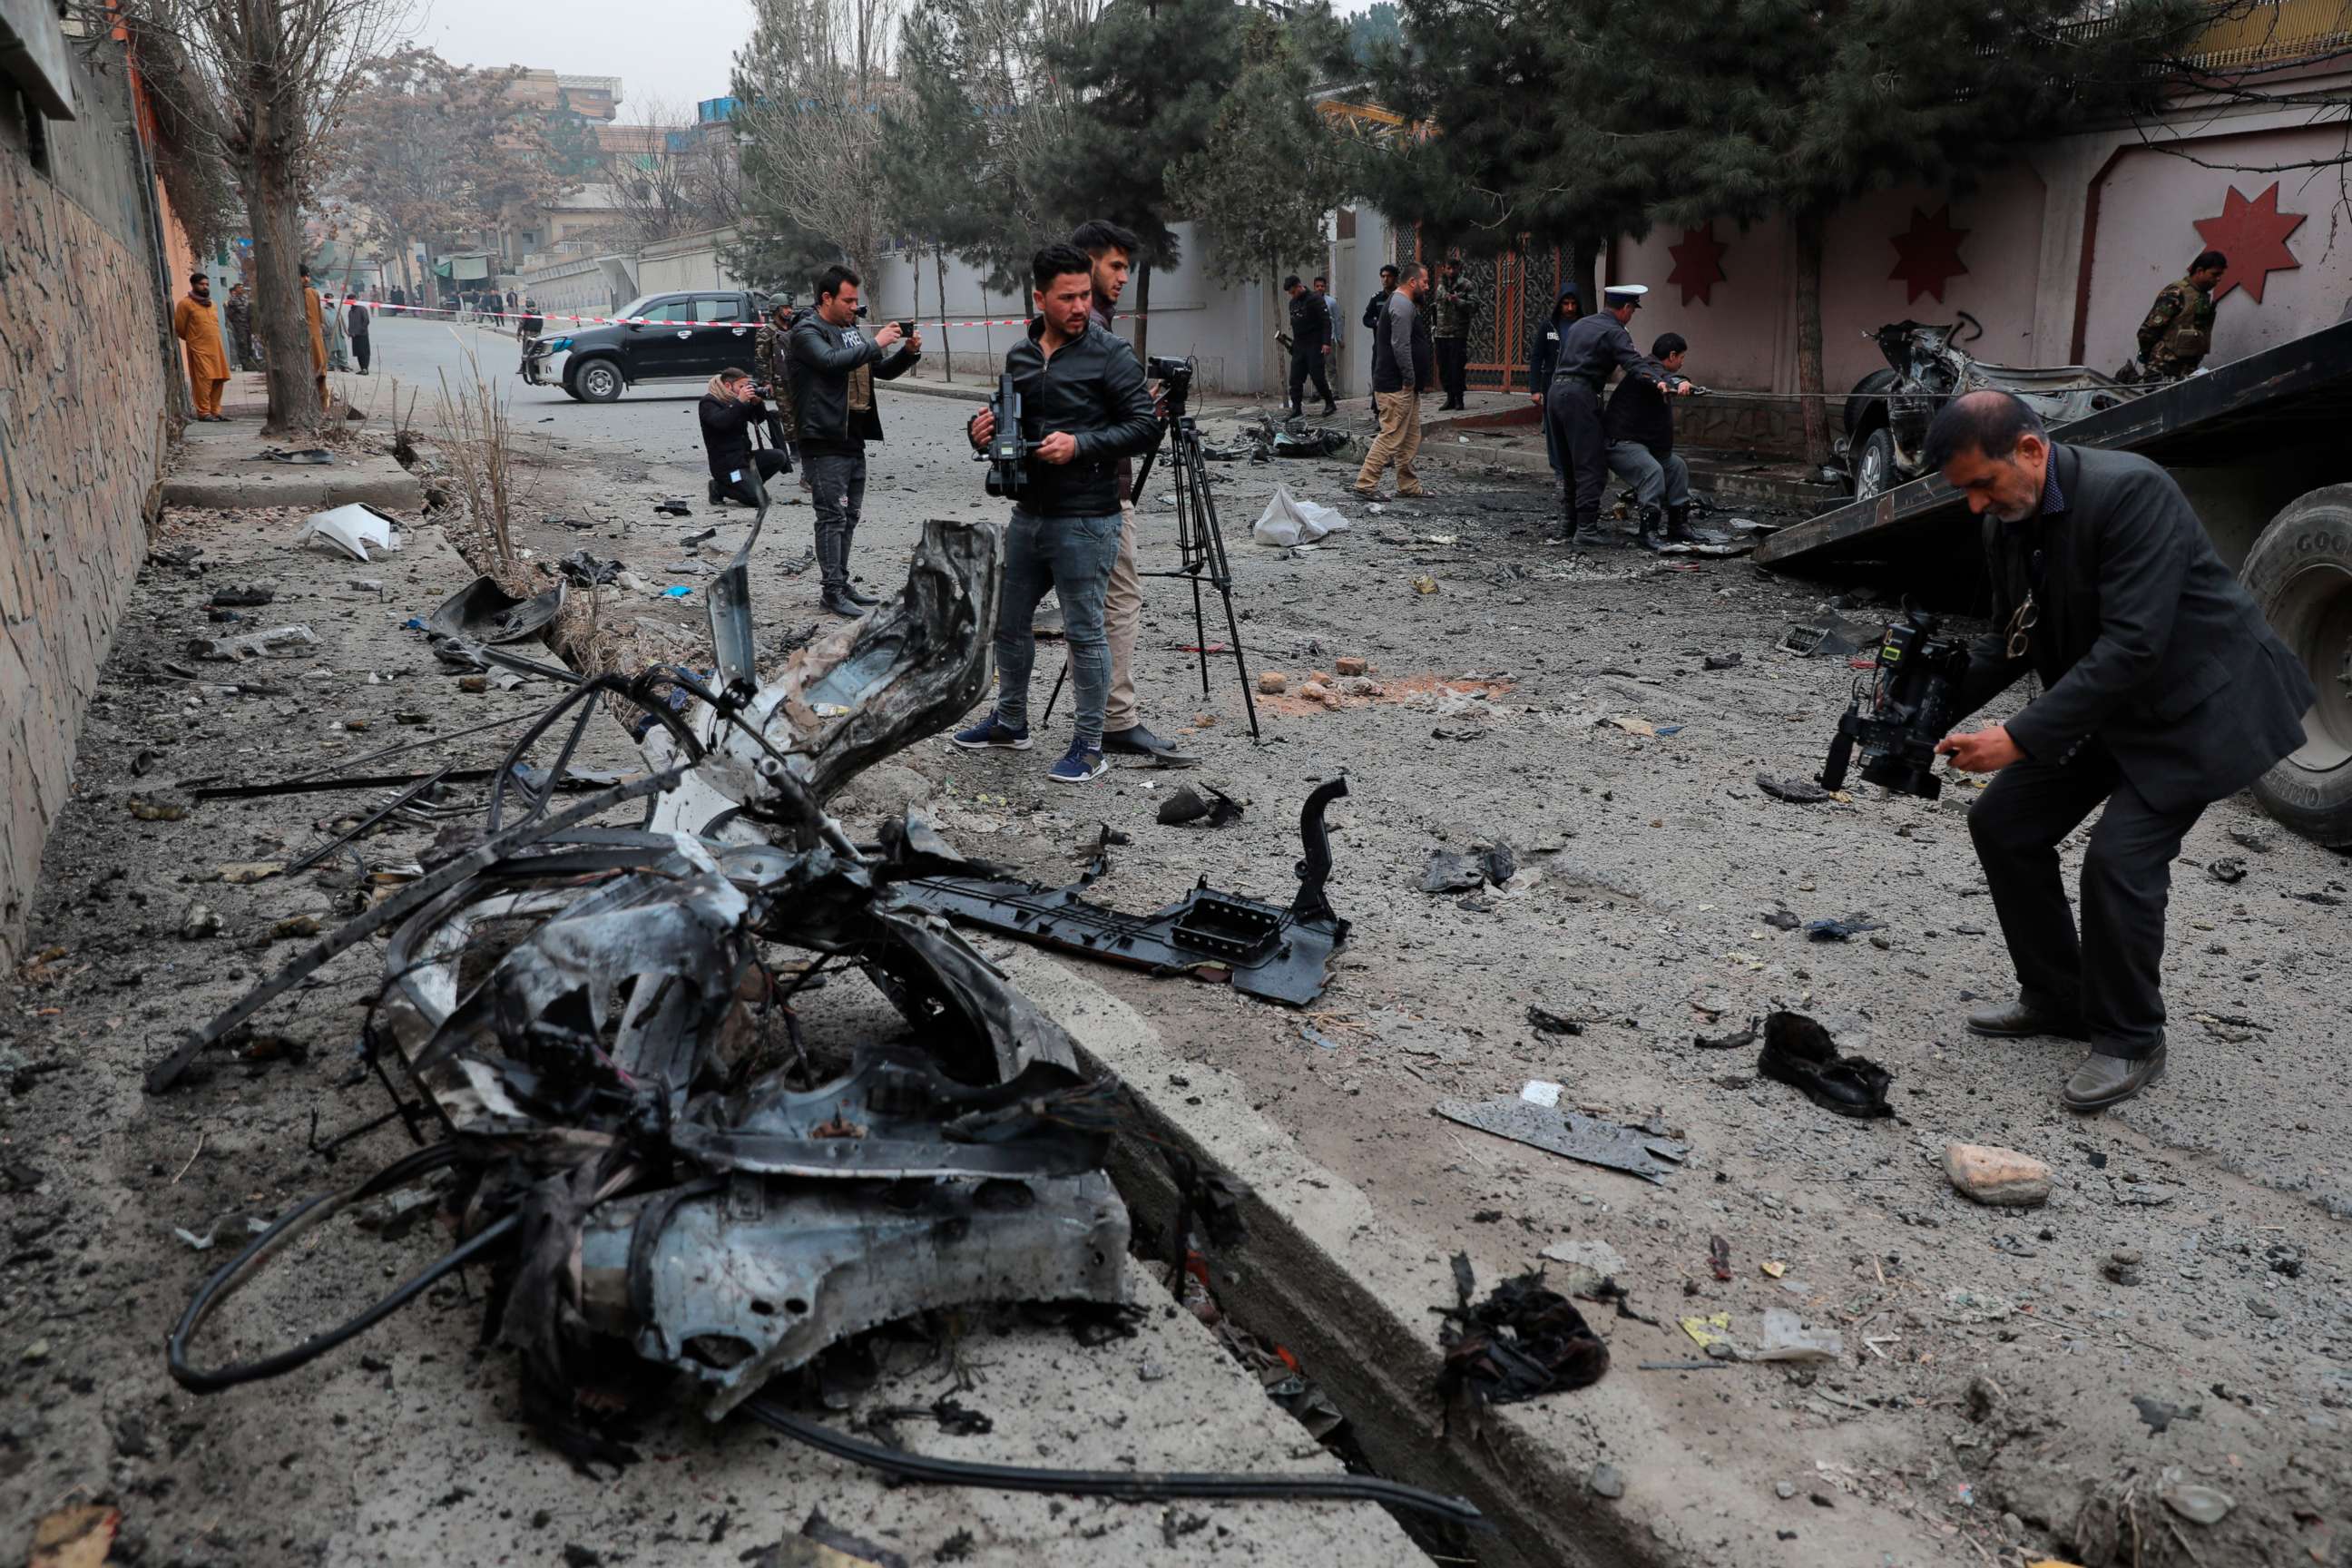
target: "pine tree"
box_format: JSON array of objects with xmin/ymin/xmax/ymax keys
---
[
  {"xmin": 1629, "ymin": 0, "xmax": 2201, "ymax": 463},
  {"xmin": 1035, "ymin": 0, "xmax": 1248, "ymax": 358}
]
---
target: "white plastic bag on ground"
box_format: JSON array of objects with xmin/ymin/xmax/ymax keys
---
[
  {"xmin": 1252, "ymin": 484, "xmax": 1352, "ymax": 548},
  {"xmin": 299, "ymin": 504, "xmax": 398, "ymax": 561}
]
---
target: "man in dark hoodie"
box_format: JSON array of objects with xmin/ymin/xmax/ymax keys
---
[{"xmin": 1526, "ymin": 285, "xmax": 1581, "ymax": 486}]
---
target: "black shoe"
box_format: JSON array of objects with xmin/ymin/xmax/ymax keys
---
[
  {"xmin": 1320, "ymin": 401, "xmax": 1338, "ymax": 417},
  {"xmin": 841, "ymin": 584, "xmax": 881, "ymax": 608},
  {"xmin": 2061, "ymin": 1046, "xmax": 2166, "ymax": 1112},
  {"xmin": 1966, "ymin": 998, "xmax": 2089, "ymax": 1040},
  {"xmin": 1635, "ymin": 505, "xmax": 1667, "ymax": 552},
  {"xmin": 1101, "ymin": 724, "xmax": 1200, "ymax": 766},
  {"xmin": 1758, "ymin": 1012, "xmax": 1893, "ymax": 1119},
  {"xmin": 708, "ymin": 481, "xmax": 727, "ymax": 505},
  {"xmin": 819, "ymin": 588, "xmax": 862, "ymax": 618},
  {"xmin": 1664, "ymin": 504, "xmax": 1699, "ymax": 544}
]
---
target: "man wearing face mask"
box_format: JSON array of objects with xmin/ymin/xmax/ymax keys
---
[{"xmin": 1927, "ymin": 390, "xmax": 2313, "ymax": 1112}]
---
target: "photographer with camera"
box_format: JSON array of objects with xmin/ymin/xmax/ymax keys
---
[
  {"xmin": 788, "ymin": 265, "xmax": 921, "ymax": 616},
  {"xmin": 698, "ymin": 368, "xmax": 791, "ymax": 507},
  {"xmin": 955, "ymin": 243, "xmax": 1159, "ymax": 785},
  {"xmin": 1922, "ymin": 390, "xmax": 2314, "ymax": 1111}
]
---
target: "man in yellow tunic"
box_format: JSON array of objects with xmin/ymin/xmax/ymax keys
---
[
  {"xmin": 300, "ymin": 263, "xmax": 330, "ymax": 408},
  {"xmin": 172, "ymin": 272, "xmax": 230, "ymax": 421}
]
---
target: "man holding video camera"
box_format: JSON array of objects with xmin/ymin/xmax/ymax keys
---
[
  {"xmin": 955, "ymin": 243, "xmax": 1159, "ymax": 785},
  {"xmin": 1926, "ymin": 390, "xmax": 2313, "ymax": 1111},
  {"xmin": 789, "ymin": 265, "xmax": 921, "ymax": 617}
]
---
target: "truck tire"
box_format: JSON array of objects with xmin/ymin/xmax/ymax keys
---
[
  {"xmin": 572, "ymin": 358, "xmax": 623, "ymax": 403},
  {"xmin": 1853, "ymin": 427, "xmax": 1897, "ymax": 502},
  {"xmin": 2241, "ymin": 485, "xmax": 2352, "ymax": 846}
]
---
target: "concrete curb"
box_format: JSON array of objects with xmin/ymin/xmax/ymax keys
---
[
  {"xmin": 882, "ymin": 377, "xmax": 991, "ymax": 406},
  {"xmin": 162, "ymin": 469, "xmax": 426, "ymax": 511},
  {"xmin": 998, "ymin": 949, "xmax": 1688, "ymax": 1568}
]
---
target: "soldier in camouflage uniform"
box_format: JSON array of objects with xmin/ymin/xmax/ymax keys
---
[
  {"xmin": 2135, "ymin": 250, "xmax": 2227, "ymax": 380},
  {"xmin": 753, "ymin": 299, "xmax": 801, "ymax": 465},
  {"xmin": 1430, "ymin": 258, "xmax": 1478, "ymax": 409}
]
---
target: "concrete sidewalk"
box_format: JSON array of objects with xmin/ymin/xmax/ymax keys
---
[{"xmin": 162, "ymin": 380, "xmax": 424, "ymax": 511}]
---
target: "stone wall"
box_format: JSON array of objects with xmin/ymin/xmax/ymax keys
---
[{"xmin": 0, "ymin": 44, "xmax": 176, "ymax": 965}]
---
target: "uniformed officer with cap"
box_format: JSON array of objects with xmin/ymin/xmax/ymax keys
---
[{"xmin": 1545, "ymin": 283, "xmax": 1691, "ymax": 549}]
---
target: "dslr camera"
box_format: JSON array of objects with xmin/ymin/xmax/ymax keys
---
[{"xmin": 1819, "ymin": 607, "xmax": 1973, "ymax": 799}]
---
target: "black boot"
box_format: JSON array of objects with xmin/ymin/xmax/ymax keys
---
[
  {"xmin": 841, "ymin": 582, "xmax": 881, "ymax": 608},
  {"xmin": 820, "ymin": 587, "xmax": 863, "ymax": 618},
  {"xmin": 1635, "ymin": 505, "xmax": 1667, "ymax": 552},
  {"xmin": 708, "ymin": 479, "xmax": 728, "ymax": 505},
  {"xmin": 1571, "ymin": 509, "xmax": 1612, "ymax": 550},
  {"xmin": 1665, "ymin": 503, "xmax": 1699, "ymax": 544}
]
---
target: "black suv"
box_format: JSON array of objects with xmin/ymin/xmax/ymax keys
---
[{"xmin": 524, "ymin": 289, "xmax": 774, "ymax": 402}]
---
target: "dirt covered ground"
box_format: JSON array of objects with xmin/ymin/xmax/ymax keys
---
[{"xmin": 4, "ymin": 352, "xmax": 2347, "ymax": 1567}]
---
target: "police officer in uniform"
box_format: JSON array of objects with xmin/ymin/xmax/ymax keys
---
[{"xmin": 1544, "ymin": 284, "xmax": 1690, "ymax": 549}]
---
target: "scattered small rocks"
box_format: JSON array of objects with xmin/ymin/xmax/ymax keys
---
[
  {"xmin": 1335, "ymin": 655, "xmax": 1369, "ymax": 676},
  {"xmin": 1942, "ymin": 1143, "xmax": 2052, "ymax": 1208},
  {"xmin": 1257, "ymin": 671, "xmax": 1287, "ymax": 694},
  {"xmin": 2228, "ymin": 824, "xmax": 2275, "ymax": 853},
  {"xmin": 2207, "ymin": 857, "xmax": 2247, "ymax": 885},
  {"xmin": 2264, "ymin": 1242, "xmax": 2304, "ymax": 1279},
  {"xmin": 181, "ymin": 904, "xmax": 222, "ymax": 940},
  {"xmin": 2102, "ymin": 1249, "xmax": 2143, "ymax": 1287},
  {"xmin": 1588, "ymin": 1462, "xmax": 1624, "ymax": 1500}
]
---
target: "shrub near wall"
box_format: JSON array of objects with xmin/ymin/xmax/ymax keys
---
[{"xmin": 0, "ymin": 118, "xmax": 174, "ymax": 965}]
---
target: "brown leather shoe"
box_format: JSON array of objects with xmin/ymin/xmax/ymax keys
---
[
  {"xmin": 1965, "ymin": 997, "xmax": 2088, "ymax": 1040},
  {"xmin": 2061, "ymin": 1046, "xmax": 2166, "ymax": 1112}
]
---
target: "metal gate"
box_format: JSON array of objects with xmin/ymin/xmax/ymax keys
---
[{"xmin": 1404, "ymin": 230, "xmax": 1576, "ymax": 395}]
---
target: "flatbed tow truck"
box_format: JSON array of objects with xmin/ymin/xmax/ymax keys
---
[{"xmin": 1757, "ymin": 315, "xmax": 2352, "ymax": 846}]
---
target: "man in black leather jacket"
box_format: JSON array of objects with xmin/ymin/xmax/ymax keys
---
[
  {"xmin": 788, "ymin": 265, "xmax": 921, "ymax": 615},
  {"xmin": 955, "ymin": 243, "xmax": 1159, "ymax": 786}
]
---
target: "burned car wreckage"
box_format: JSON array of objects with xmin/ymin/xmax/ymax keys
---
[
  {"xmin": 1837, "ymin": 313, "xmax": 2132, "ymax": 500},
  {"xmin": 147, "ymin": 510, "xmax": 1475, "ymax": 1526}
]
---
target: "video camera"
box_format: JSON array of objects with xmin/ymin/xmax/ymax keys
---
[
  {"xmin": 1148, "ymin": 354, "xmax": 1194, "ymax": 414},
  {"xmin": 979, "ymin": 372, "xmax": 1035, "ymax": 498},
  {"xmin": 1818, "ymin": 607, "xmax": 1973, "ymax": 800}
]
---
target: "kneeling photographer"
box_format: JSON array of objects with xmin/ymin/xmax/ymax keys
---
[
  {"xmin": 1908, "ymin": 390, "xmax": 2312, "ymax": 1112},
  {"xmin": 954, "ymin": 243, "xmax": 1158, "ymax": 786},
  {"xmin": 697, "ymin": 368, "xmax": 790, "ymax": 507}
]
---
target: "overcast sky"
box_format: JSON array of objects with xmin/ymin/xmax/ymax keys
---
[
  {"xmin": 415, "ymin": 0, "xmax": 758, "ymax": 118},
  {"xmin": 415, "ymin": 0, "xmax": 1379, "ymax": 121}
]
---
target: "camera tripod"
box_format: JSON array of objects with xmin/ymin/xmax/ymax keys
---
[{"xmin": 1040, "ymin": 367, "xmax": 1262, "ymax": 741}]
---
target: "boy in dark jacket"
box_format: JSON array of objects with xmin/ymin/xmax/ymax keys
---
[{"xmin": 1603, "ymin": 331, "xmax": 1695, "ymax": 547}]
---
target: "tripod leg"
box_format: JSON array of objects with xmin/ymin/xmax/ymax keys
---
[
  {"xmin": 1042, "ymin": 660, "xmax": 1066, "ymax": 727},
  {"xmin": 1191, "ymin": 576, "xmax": 1210, "ymax": 699},
  {"xmin": 1220, "ymin": 575, "xmax": 1260, "ymax": 742}
]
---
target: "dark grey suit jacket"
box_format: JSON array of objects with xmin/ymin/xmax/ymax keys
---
[{"xmin": 1961, "ymin": 444, "xmax": 2314, "ymax": 815}]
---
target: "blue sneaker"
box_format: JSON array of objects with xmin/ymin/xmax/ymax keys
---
[
  {"xmin": 952, "ymin": 715, "xmax": 1032, "ymax": 751},
  {"xmin": 1047, "ymin": 740, "xmax": 1110, "ymax": 785}
]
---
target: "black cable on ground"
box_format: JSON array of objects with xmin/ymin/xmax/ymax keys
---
[
  {"xmin": 166, "ymin": 1142, "xmax": 518, "ymax": 1393},
  {"xmin": 739, "ymin": 1396, "xmax": 1488, "ymax": 1530}
]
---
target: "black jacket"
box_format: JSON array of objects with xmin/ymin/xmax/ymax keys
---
[
  {"xmin": 1361, "ymin": 289, "xmax": 1391, "ymax": 331},
  {"xmin": 699, "ymin": 393, "xmax": 760, "ymax": 480},
  {"xmin": 1960, "ymin": 443, "xmax": 2315, "ymax": 814},
  {"xmin": 1370, "ymin": 289, "xmax": 1432, "ymax": 395},
  {"xmin": 979, "ymin": 318, "xmax": 1157, "ymax": 518},
  {"xmin": 1554, "ymin": 313, "xmax": 1667, "ymax": 393},
  {"xmin": 788, "ymin": 314, "xmax": 919, "ymax": 449},
  {"xmin": 1605, "ymin": 373, "xmax": 1673, "ymax": 460},
  {"xmin": 1527, "ymin": 294, "xmax": 1582, "ymax": 394},
  {"xmin": 1288, "ymin": 290, "xmax": 1329, "ymax": 350}
]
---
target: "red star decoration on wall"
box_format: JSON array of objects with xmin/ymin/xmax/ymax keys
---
[
  {"xmin": 2192, "ymin": 183, "xmax": 2305, "ymax": 304},
  {"xmin": 1667, "ymin": 223, "xmax": 1729, "ymax": 306},
  {"xmin": 1888, "ymin": 206, "xmax": 1970, "ymax": 305}
]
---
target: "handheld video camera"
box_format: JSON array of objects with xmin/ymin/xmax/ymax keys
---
[
  {"xmin": 1818, "ymin": 607, "xmax": 1973, "ymax": 800},
  {"xmin": 979, "ymin": 372, "xmax": 1035, "ymax": 498}
]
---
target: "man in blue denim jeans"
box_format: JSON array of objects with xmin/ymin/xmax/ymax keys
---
[{"xmin": 954, "ymin": 244, "xmax": 1159, "ymax": 785}]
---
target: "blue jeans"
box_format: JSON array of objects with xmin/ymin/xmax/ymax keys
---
[{"xmin": 993, "ymin": 508, "xmax": 1123, "ymax": 749}]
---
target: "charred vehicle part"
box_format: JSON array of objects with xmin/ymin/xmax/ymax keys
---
[
  {"xmin": 150, "ymin": 522, "xmax": 1472, "ymax": 1525},
  {"xmin": 891, "ymin": 779, "xmax": 1353, "ymax": 1006},
  {"xmin": 1818, "ymin": 608, "xmax": 1973, "ymax": 800},
  {"xmin": 1837, "ymin": 314, "xmax": 2131, "ymax": 500}
]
